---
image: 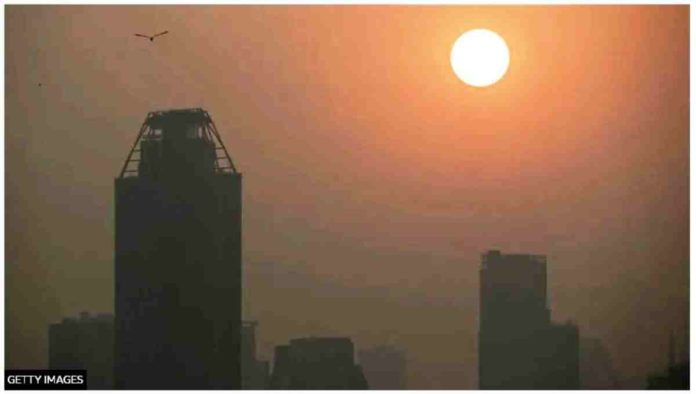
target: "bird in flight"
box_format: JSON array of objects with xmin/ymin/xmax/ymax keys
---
[{"xmin": 134, "ymin": 30, "xmax": 169, "ymax": 42}]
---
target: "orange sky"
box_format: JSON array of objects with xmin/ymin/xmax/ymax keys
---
[{"xmin": 5, "ymin": 5, "xmax": 689, "ymax": 388}]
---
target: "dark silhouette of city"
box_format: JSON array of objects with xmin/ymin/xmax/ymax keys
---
[
  {"xmin": 43, "ymin": 108, "xmax": 375, "ymax": 390},
  {"xmin": 270, "ymin": 337, "xmax": 368, "ymax": 389},
  {"xmin": 478, "ymin": 250, "xmax": 579, "ymax": 389},
  {"xmin": 114, "ymin": 108, "xmax": 242, "ymax": 389},
  {"xmin": 5, "ymin": 5, "xmax": 689, "ymax": 391},
  {"xmin": 38, "ymin": 106, "xmax": 687, "ymax": 390},
  {"xmin": 42, "ymin": 109, "xmax": 684, "ymax": 391}
]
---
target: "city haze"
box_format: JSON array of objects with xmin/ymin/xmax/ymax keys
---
[{"xmin": 5, "ymin": 5, "xmax": 689, "ymax": 388}]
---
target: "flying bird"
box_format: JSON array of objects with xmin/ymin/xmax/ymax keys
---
[{"xmin": 134, "ymin": 30, "xmax": 169, "ymax": 42}]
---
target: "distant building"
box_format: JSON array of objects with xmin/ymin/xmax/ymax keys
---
[
  {"xmin": 580, "ymin": 337, "xmax": 619, "ymax": 389},
  {"xmin": 114, "ymin": 108, "xmax": 242, "ymax": 389},
  {"xmin": 270, "ymin": 337, "xmax": 368, "ymax": 389},
  {"xmin": 542, "ymin": 321, "xmax": 580, "ymax": 389},
  {"xmin": 646, "ymin": 362, "xmax": 689, "ymax": 389},
  {"xmin": 478, "ymin": 250, "xmax": 579, "ymax": 389},
  {"xmin": 358, "ymin": 345, "xmax": 407, "ymax": 389},
  {"xmin": 646, "ymin": 332, "xmax": 689, "ymax": 389},
  {"xmin": 242, "ymin": 321, "xmax": 270, "ymax": 389},
  {"xmin": 48, "ymin": 312, "xmax": 113, "ymax": 389}
]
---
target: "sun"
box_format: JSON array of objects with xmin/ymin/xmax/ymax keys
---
[{"xmin": 450, "ymin": 29, "xmax": 510, "ymax": 87}]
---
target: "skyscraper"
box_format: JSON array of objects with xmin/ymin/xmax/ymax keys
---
[
  {"xmin": 114, "ymin": 108, "xmax": 242, "ymax": 389},
  {"xmin": 478, "ymin": 250, "xmax": 579, "ymax": 389}
]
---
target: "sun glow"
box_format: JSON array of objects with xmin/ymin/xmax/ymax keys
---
[{"xmin": 450, "ymin": 29, "xmax": 510, "ymax": 87}]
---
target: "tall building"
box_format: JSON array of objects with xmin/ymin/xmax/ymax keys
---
[
  {"xmin": 48, "ymin": 312, "xmax": 114, "ymax": 389},
  {"xmin": 478, "ymin": 250, "xmax": 579, "ymax": 389},
  {"xmin": 114, "ymin": 108, "xmax": 242, "ymax": 389},
  {"xmin": 270, "ymin": 337, "xmax": 369, "ymax": 389},
  {"xmin": 358, "ymin": 345, "xmax": 407, "ymax": 389}
]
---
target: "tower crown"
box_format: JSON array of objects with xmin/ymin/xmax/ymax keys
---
[{"xmin": 118, "ymin": 108, "xmax": 238, "ymax": 179}]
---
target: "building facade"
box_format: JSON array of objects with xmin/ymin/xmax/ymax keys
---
[{"xmin": 114, "ymin": 108, "xmax": 242, "ymax": 389}]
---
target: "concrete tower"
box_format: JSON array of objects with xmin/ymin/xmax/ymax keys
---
[{"xmin": 114, "ymin": 108, "xmax": 242, "ymax": 389}]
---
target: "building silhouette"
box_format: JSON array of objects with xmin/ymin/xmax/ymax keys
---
[
  {"xmin": 543, "ymin": 321, "xmax": 580, "ymax": 388},
  {"xmin": 478, "ymin": 250, "xmax": 579, "ymax": 389},
  {"xmin": 114, "ymin": 108, "xmax": 242, "ymax": 389},
  {"xmin": 646, "ymin": 361, "xmax": 689, "ymax": 389},
  {"xmin": 48, "ymin": 312, "xmax": 114, "ymax": 389},
  {"xmin": 270, "ymin": 337, "xmax": 368, "ymax": 389},
  {"xmin": 646, "ymin": 332, "xmax": 689, "ymax": 389},
  {"xmin": 580, "ymin": 337, "xmax": 619, "ymax": 389},
  {"xmin": 242, "ymin": 321, "xmax": 270, "ymax": 389},
  {"xmin": 358, "ymin": 344, "xmax": 407, "ymax": 389}
]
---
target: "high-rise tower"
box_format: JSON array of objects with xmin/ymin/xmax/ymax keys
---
[
  {"xmin": 478, "ymin": 250, "xmax": 578, "ymax": 389},
  {"xmin": 114, "ymin": 108, "xmax": 242, "ymax": 389}
]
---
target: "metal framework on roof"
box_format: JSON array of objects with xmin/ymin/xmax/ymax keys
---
[{"xmin": 118, "ymin": 108, "xmax": 238, "ymax": 178}]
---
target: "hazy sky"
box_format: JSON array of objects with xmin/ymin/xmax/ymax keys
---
[{"xmin": 5, "ymin": 5, "xmax": 689, "ymax": 388}]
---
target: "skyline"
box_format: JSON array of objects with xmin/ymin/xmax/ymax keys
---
[{"xmin": 5, "ymin": 5, "xmax": 689, "ymax": 389}]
